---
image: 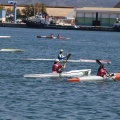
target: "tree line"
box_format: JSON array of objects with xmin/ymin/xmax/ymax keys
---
[{"xmin": 0, "ymin": 2, "xmax": 47, "ymax": 19}]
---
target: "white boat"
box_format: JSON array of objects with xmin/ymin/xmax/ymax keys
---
[
  {"xmin": 0, "ymin": 48, "xmax": 24, "ymax": 52},
  {"xmin": 67, "ymin": 73, "xmax": 120, "ymax": 82},
  {"xmin": 24, "ymin": 69, "xmax": 91, "ymax": 78},
  {"xmin": 0, "ymin": 36, "xmax": 11, "ymax": 38},
  {"xmin": 22, "ymin": 58, "xmax": 111, "ymax": 64}
]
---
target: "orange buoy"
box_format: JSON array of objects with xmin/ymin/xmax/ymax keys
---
[
  {"xmin": 67, "ymin": 77, "xmax": 80, "ymax": 82},
  {"xmin": 114, "ymin": 73, "xmax": 120, "ymax": 80}
]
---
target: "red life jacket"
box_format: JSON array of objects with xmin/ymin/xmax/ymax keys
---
[
  {"xmin": 97, "ymin": 68, "xmax": 107, "ymax": 76},
  {"xmin": 52, "ymin": 63, "xmax": 62, "ymax": 72}
]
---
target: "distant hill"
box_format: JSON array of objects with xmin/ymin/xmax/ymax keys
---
[
  {"xmin": 0, "ymin": 0, "xmax": 120, "ymax": 7},
  {"xmin": 114, "ymin": 2, "xmax": 120, "ymax": 8}
]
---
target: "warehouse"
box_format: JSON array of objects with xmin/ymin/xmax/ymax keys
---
[{"xmin": 76, "ymin": 7, "xmax": 120, "ymax": 26}]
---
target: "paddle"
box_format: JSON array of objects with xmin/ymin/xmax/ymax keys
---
[
  {"xmin": 57, "ymin": 53, "xmax": 71, "ymax": 73},
  {"xmin": 96, "ymin": 59, "xmax": 115, "ymax": 81},
  {"xmin": 64, "ymin": 53, "xmax": 71, "ymax": 66}
]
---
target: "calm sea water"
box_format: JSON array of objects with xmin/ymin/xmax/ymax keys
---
[{"xmin": 0, "ymin": 27, "xmax": 120, "ymax": 120}]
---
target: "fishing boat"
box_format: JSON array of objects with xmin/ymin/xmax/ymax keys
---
[
  {"xmin": 67, "ymin": 73, "xmax": 120, "ymax": 82},
  {"xmin": 22, "ymin": 58, "xmax": 111, "ymax": 64},
  {"xmin": 24, "ymin": 69, "xmax": 91, "ymax": 78},
  {"xmin": 0, "ymin": 36, "xmax": 11, "ymax": 38},
  {"xmin": 0, "ymin": 48, "xmax": 24, "ymax": 52}
]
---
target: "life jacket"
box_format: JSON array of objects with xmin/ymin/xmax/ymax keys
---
[
  {"xmin": 58, "ymin": 53, "xmax": 65, "ymax": 60},
  {"xmin": 52, "ymin": 63, "xmax": 62, "ymax": 73},
  {"xmin": 97, "ymin": 68, "xmax": 107, "ymax": 77}
]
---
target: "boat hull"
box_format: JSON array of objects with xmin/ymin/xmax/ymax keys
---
[
  {"xmin": 22, "ymin": 58, "xmax": 111, "ymax": 64},
  {"xmin": 24, "ymin": 69, "xmax": 91, "ymax": 78},
  {"xmin": 37, "ymin": 36, "xmax": 57, "ymax": 39},
  {"xmin": 0, "ymin": 49, "xmax": 24, "ymax": 52},
  {"xmin": 0, "ymin": 36, "xmax": 11, "ymax": 38},
  {"xmin": 67, "ymin": 73, "xmax": 120, "ymax": 82}
]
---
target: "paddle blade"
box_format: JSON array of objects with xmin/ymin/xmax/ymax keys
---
[
  {"xmin": 37, "ymin": 36, "xmax": 41, "ymax": 38},
  {"xmin": 66, "ymin": 53, "xmax": 71, "ymax": 60},
  {"xmin": 96, "ymin": 59, "xmax": 102, "ymax": 65}
]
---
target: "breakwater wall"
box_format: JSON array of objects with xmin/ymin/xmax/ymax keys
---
[{"xmin": 0, "ymin": 23, "xmax": 27, "ymax": 28}]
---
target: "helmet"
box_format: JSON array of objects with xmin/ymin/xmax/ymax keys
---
[
  {"xmin": 55, "ymin": 59, "xmax": 60, "ymax": 62},
  {"xmin": 60, "ymin": 49, "xmax": 63, "ymax": 52}
]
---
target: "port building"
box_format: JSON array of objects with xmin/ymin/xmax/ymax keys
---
[{"xmin": 76, "ymin": 7, "xmax": 120, "ymax": 26}]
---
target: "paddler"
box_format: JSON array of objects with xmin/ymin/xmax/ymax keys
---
[
  {"xmin": 57, "ymin": 34, "xmax": 62, "ymax": 39},
  {"xmin": 97, "ymin": 64, "xmax": 108, "ymax": 77},
  {"xmin": 58, "ymin": 49, "xmax": 66, "ymax": 60},
  {"xmin": 52, "ymin": 59, "xmax": 65, "ymax": 73},
  {"xmin": 50, "ymin": 34, "xmax": 54, "ymax": 38}
]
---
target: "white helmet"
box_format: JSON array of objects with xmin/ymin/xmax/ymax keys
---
[{"xmin": 55, "ymin": 59, "xmax": 60, "ymax": 62}]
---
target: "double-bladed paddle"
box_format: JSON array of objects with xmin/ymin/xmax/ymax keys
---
[
  {"xmin": 57, "ymin": 53, "xmax": 71, "ymax": 73},
  {"xmin": 63, "ymin": 53, "xmax": 71, "ymax": 67}
]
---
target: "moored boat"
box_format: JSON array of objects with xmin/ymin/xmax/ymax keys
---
[
  {"xmin": 67, "ymin": 73, "xmax": 120, "ymax": 82},
  {"xmin": 24, "ymin": 69, "xmax": 91, "ymax": 78}
]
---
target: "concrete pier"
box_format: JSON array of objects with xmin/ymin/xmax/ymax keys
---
[{"xmin": 0, "ymin": 23, "xmax": 26, "ymax": 28}]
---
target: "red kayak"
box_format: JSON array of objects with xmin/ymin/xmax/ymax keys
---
[
  {"xmin": 37, "ymin": 36, "xmax": 70, "ymax": 40},
  {"xmin": 37, "ymin": 36, "xmax": 56, "ymax": 39}
]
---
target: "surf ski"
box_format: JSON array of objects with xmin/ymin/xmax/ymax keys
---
[
  {"xmin": 24, "ymin": 69, "xmax": 91, "ymax": 78},
  {"xmin": 67, "ymin": 72, "xmax": 120, "ymax": 82},
  {"xmin": 0, "ymin": 48, "xmax": 24, "ymax": 52},
  {"xmin": 0, "ymin": 36, "xmax": 11, "ymax": 38},
  {"xmin": 22, "ymin": 58, "xmax": 111, "ymax": 64}
]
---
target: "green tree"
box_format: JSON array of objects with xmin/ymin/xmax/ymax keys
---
[
  {"xmin": 22, "ymin": 2, "xmax": 47, "ymax": 18},
  {"xmin": 22, "ymin": 4, "xmax": 34, "ymax": 18},
  {"xmin": 6, "ymin": 8, "xmax": 12, "ymax": 15},
  {"xmin": 0, "ymin": 4, "xmax": 5, "ymax": 10},
  {"xmin": 41, "ymin": 4, "xmax": 47, "ymax": 15},
  {"xmin": 17, "ymin": 9, "xmax": 21, "ymax": 18}
]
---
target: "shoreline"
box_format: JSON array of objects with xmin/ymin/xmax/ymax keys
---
[{"xmin": 0, "ymin": 23, "xmax": 119, "ymax": 32}]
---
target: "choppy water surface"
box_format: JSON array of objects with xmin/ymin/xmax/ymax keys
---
[{"xmin": 0, "ymin": 27, "xmax": 120, "ymax": 119}]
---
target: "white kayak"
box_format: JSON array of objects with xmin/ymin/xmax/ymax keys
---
[
  {"xmin": 0, "ymin": 36, "xmax": 11, "ymax": 38},
  {"xmin": 24, "ymin": 69, "xmax": 91, "ymax": 78},
  {"xmin": 67, "ymin": 73, "xmax": 120, "ymax": 82},
  {"xmin": 23, "ymin": 58, "xmax": 111, "ymax": 64},
  {"xmin": 0, "ymin": 48, "xmax": 24, "ymax": 52}
]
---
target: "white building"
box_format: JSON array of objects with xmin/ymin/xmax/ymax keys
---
[{"xmin": 0, "ymin": 10, "xmax": 6, "ymax": 22}]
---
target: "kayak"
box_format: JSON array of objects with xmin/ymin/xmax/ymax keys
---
[
  {"xmin": 37, "ymin": 36, "xmax": 70, "ymax": 40},
  {"xmin": 22, "ymin": 58, "xmax": 111, "ymax": 64},
  {"xmin": 0, "ymin": 36, "xmax": 11, "ymax": 38},
  {"xmin": 80, "ymin": 59, "xmax": 111, "ymax": 64},
  {"xmin": 67, "ymin": 73, "xmax": 120, "ymax": 82},
  {"xmin": 0, "ymin": 49, "xmax": 24, "ymax": 52},
  {"xmin": 24, "ymin": 69, "xmax": 91, "ymax": 78},
  {"xmin": 37, "ymin": 36, "xmax": 57, "ymax": 39}
]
